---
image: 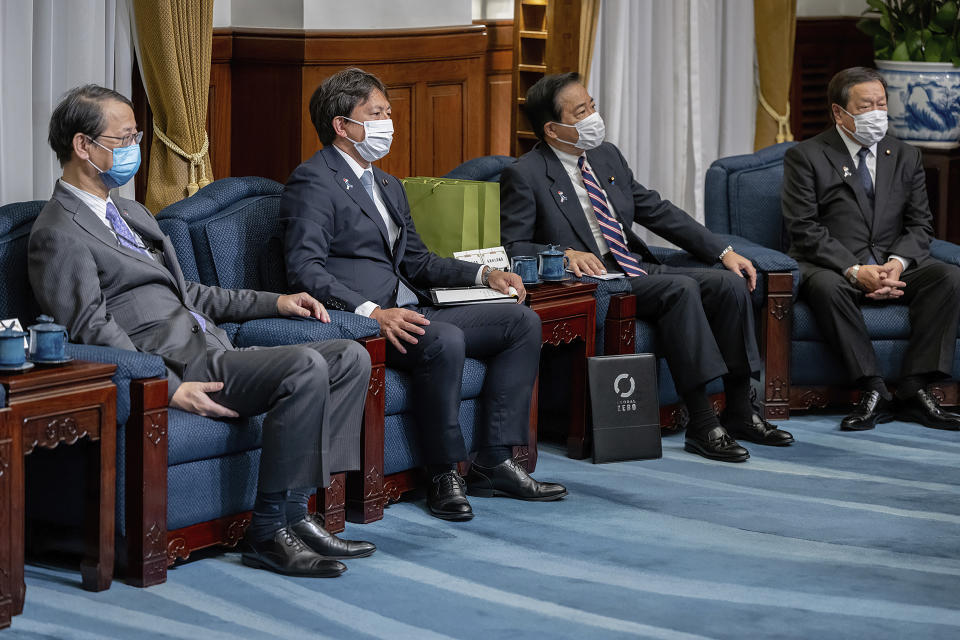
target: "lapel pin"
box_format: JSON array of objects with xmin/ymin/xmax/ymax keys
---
[
  {"xmin": 885, "ymin": 149, "xmax": 891, "ymax": 155},
  {"xmin": 608, "ymin": 176, "xmax": 615, "ymax": 183},
  {"xmin": 342, "ymin": 177, "xmax": 353, "ymax": 190},
  {"xmin": 842, "ymin": 166, "xmax": 852, "ymax": 178},
  {"xmin": 381, "ymin": 178, "xmax": 388, "ymax": 186},
  {"xmin": 558, "ymin": 190, "xmax": 568, "ymax": 203}
]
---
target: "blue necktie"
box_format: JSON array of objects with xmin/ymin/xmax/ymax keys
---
[
  {"xmin": 361, "ymin": 170, "xmax": 418, "ymax": 307},
  {"xmin": 105, "ymin": 201, "xmax": 206, "ymax": 331},
  {"xmin": 577, "ymin": 157, "xmax": 646, "ymax": 277},
  {"xmin": 856, "ymin": 146, "xmax": 874, "ymax": 207}
]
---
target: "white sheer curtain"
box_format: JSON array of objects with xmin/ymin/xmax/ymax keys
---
[
  {"xmin": 0, "ymin": 0, "xmax": 134, "ymax": 205},
  {"xmin": 588, "ymin": 0, "xmax": 755, "ymax": 244}
]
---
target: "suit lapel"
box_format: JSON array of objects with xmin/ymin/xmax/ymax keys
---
[
  {"xmin": 321, "ymin": 146, "xmax": 392, "ymax": 251},
  {"xmin": 53, "ymin": 184, "xmax": 179, "ymax": 284},
  {"xmin": 821, "ymin": 129, "xmax": 875, "ymax": 230},
  {"xmin": 372, "ymin": 167, "xmax": 406, "ymax": 267},
  {"xmin": 539, "ymin": 144, "xmax": 602, "ymax": 255},
  {"xmin": 584, "ymin": 149, "xmax": 632, "ymax": 232}
]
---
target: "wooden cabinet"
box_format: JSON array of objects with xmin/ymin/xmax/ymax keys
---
[{"xmin": 511, "ymin": 0, "xmax": 582, "ymax": 156}]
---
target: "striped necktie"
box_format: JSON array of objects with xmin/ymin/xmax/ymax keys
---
[{"xmin": 577, "ymin": 156, "xmax": 646, "ymax": 277}]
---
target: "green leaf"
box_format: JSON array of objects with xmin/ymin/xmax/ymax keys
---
[
  {"xmin": 905, "ymin": 28, "xmax": 923, "ymax": 57},
  {"xmin": 943, "ymin": 35, "xmax": 958, "ymax": 60},
  {"xmin": 934, "ymin": 1, "xmax": 959, "ymax": 29},
  {"xmin": 865, "ymin": 0, "xmax": 885, "ymax": 10},
  {"xmin": 952, "ymin": 55, "xmax": 960, "ymax": 66},
  {"xmin": 925, "ymin": 35, "xmax": 945, "ymax": 60},
  {"xmin": 892, "ymin": 40, "xmax": 912, "ymax": 60},
  {"xmin": 858, "ymin": 17, "xmax": 888, "ymax": 38}
]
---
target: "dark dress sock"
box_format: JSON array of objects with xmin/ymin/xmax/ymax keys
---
[
  {"xmin": 722, "ymin": 375, "xmax": 753, "ymax": 420},
  {"xmin": 247, "ymin": 491, "xmax": 287, "ymax": 542},
  {"xmin": 895, "ymin": 374, "xmax": 927, "ymax": 401},
  {"xmin": 427, "ymin": 463, "xmax": 457, "ymax": 476},
  {"xmin": 475, "ymin": 445, "xmax": 512, "ymax": 467},
  {"xmin": 859, "ymin": 375, "xmax": 892, "ymax": 401},
  {"xmin": 283, "ymin": 487, "xmax": 313, "ymax": 525},
  {"xmin": 683, "ymin": 384, "xmax": 722, "ymax": 435}
]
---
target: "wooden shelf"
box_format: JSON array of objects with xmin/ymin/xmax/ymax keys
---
[
  {"xmin": 520, "ymin": 30, "xmax": 548, "ymax": 39},
  {"xmin": 517, "ymin": 130, "xmax": 537, "ymax": 139},
  {"xmin": 521, "ymin": 0, "xmax": 548, "ymax": 5},
  {"xmin": 517, "ymin": 63, "xmax": 547, "ymax": 73}
]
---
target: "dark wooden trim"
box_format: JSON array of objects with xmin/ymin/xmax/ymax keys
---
[
  {"xmin": 759, "ymin": 273, "xmax": 793, "ymax": 420},
  {"xmin": 125, "ymin": 378, "xmax": 168, "ymax": 587},
  {"xmin": 604, "ymin": 294, "xmax": 637, "ymax": 356},
  {"xmin": 319, "ymin": 472, "xmax": 346, "ymax": 534},
  {"xmin": 347, "ymin": 337, "xmax": 386, "ymax": 524},
  {"xmin": 166, "ymin": 511, "xmax": 250, "ymax": 564}
]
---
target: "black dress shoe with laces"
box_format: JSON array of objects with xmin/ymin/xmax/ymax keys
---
[
  {"xmin": 465, "ymin": 457, "xmax": 567, "ymax": 501},
  {"xmin": 241, "ymin": 527, "xmax": 346, "ymax": 577},
  {"xmin": 427, "ymin": 469, "xmax": 474, "ymax": 521},
  {"xmin": 684, "ymin": 426, "xmax": 750, "ymax": 462},
  {"xmin": 290, "ymin": 514, "xmax": 376, "ymax": 559},
  {"xmin": 841, "ymin": 390, "xmax": 892, "ymax": 431},
  {"xmin": 722, "ymin": 412, "xmax": 794, "ymax": 446},
  {"xmin": 894, "ymin": 389, "xmax": 960, "ymax": 431}
]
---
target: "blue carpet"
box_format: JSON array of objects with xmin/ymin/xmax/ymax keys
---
[{"xmin": 7, "ymin": 414, "xmax": 960, "ymax": 639}]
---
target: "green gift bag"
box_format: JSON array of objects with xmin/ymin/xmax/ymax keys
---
[{"xmin": 401, "ymin": 177, "xmax": 501, "ymax": 257}]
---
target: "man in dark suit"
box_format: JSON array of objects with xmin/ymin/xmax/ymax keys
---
[
  {"xmin": 782, "ymin": 66, "xmax": 960, "ymax": 431},
  {"xmin": 500, "ymin": 73, "xmax": 794, "ymax": 462},
  {"xmin": 29, "ymin": 84, "xmax": 376, "ymax": 578},
  {"xmin": 281, "ymin": 68, "xmax": 566, "ymax": 521}
]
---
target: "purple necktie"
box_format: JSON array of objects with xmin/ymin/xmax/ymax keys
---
[
  {"xmin": 105, "ymin": 201, "xmax": 205, "ymax": 332},
  {"xmin": 577, "ymin": 157, "xmax": 646, "ymax": 277}
]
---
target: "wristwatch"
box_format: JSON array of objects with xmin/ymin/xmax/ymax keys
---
[
  {"xmin": 846, "ymin": 264, "xmax": 861, "ymax": 286},
  {"xmin": 481, "ymin": 266, "xmax": 494, "ymax": 287},
  {"xmin": 718, "ymin": 245, "xmax": 733, "ymax": 261}
]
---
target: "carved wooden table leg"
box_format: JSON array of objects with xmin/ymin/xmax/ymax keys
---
[
  {"xmin": 0, "ymin": 409, "xmax": 12, "ymax": 629},
  {"xmin": 525, "ymin": 282, "xmax": 598, "ymax": 460},
  {"xmin": 81, "ymin": 388, "xmax": 116, "ymax": 592}
]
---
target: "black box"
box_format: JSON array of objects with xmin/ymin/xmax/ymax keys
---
[{"xmin": 587, "ymin": 353, "xmax": 661, "ymax": 463}]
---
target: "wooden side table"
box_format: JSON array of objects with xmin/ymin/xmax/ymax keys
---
[
  {"xmin": 524, "ymin": 281, "xmax": 598, "ymax": 461},
  {"xmin": 0, "ymin": 361, "xmax": 116, "ymax": 630}
]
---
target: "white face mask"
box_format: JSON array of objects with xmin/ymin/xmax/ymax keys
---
[
  {"xmin": 552, "ymin": 111, "xmax": 605, "ymax": 150},
  {"xmin": 840, "ymin": 107, "xmax": 888, "ymax": 147},
  {"xmin": 343, "ymin": 117, "xmax": 394, "ymax": 162}
]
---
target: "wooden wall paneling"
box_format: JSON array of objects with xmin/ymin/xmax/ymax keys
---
[
  {"xmin": 208, "ymin": 29, "xmax": 233, "ymax": 181},
  {"xmin": 377, "ymin": 84, "xmax": 413, "ymax": 179},
  {"xmin": 422, "ymin": 83, "xmax": 465, "ymax": 176},
  {"xmin": 478, "ymin": 19, "xmax": 514, "ymax": 156},
  {"xmin": 790, "ymin": 18, "xmax": 873, "ymax": 141}
]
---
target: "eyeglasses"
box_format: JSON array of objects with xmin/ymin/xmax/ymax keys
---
[{"xmin": 94, "ymin": 131, "xmax": 144, "ymax": 147}]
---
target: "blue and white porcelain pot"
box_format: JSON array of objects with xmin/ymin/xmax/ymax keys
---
[{"xmin": 876, "ymin": 60, "xmax": 960, "ymax": 149}]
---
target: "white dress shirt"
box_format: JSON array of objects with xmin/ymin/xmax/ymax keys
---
[
  {"xmin": 58, "ymin": 179, "xmax": 153, "ymax": 259},
  {"xmin": 548, "ymin": 144, "xmax": 617, "ymax": 258},
  {"xmin": 835, "ymin": 126, "xmax": 909, "ymax": 271},
  {"xmin": 332, "ymin": 146, "xmax": 483, "ymax": 316}
]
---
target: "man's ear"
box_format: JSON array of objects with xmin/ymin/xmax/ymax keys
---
[
  {"xmin": 332, "ymin": 116, "xmax": 348, "ymax": 139},
  {"xmin": 543, "ymin": 121, "xmax": 558, "ymax": 140},
  {"xmin": 72, "ymin": 133, "xmax": 91, "ymax": 161},
  {"xmin": 831, "ymin": 104, "xmax": 844, "ymax": 126}
]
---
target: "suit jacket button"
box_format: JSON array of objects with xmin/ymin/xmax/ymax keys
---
[{"xmin": 191, "ymin": 325, "xmax": 200, "ymax": 334}]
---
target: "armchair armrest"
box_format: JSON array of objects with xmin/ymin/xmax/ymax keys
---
[
  {"xmin": 231, "ymin": 311, "xmax": 380, "ymax": 348},
  {"xmin": 931, "ymin": 239, "xmax": 960, "ymax": 267},
  {"xmin": 64, "ymin": 343, "xmax": 167, "ymax": 425}
]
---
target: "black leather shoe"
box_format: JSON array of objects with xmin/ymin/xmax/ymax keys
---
[
  {"xmin": 723, "ymin": 413, "xmax": 794, "ymax": 446},
  {"xmin": 894, "ymin": 389, "xmax": 960, "ymax": 431},
  {"xmin": 684, "ymin": 426, "xmax": 749, "ymax": 462},
  {"xmin": 465, "ymin": 457, "xmax": 567, "ymax": 501},
  {"xmin": 290, "ymin": 514, "xmax": 376, "ymax": 559},
  {"xmin": 241, "ymin": 527, "xmax": 346, "ymax": 577},
  {"xmin": 427, "ymin": 470, "xmax": 474, "ymax": 521},
  {"xmin": 841, "ymin": 390, "xmax": 892, "ymax": 431}
]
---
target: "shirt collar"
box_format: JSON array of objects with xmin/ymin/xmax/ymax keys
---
[
  {"xmin": 835, "ymin": 124, "xmax": 877, "ymax": 159},
  {"xmin": 57, "ymin": 178, "xmax": 116, "ymax": 215},
  {"xmin": 548, "ymin": 142, "xmax": 586, "ymax": 174},
  {"xmin": 333, "ymin": 144, "xmax": 371, "ymax": 180}
]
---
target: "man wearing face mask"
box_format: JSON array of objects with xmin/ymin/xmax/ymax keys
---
[
  {"xmin": 30, "ymin": 84, "xmax": 377, "ymax": 578},
  {"xmin": 782, "ymin": 66, "xmax": 960, "ymax": 432},
  {"xmin": 281, "ymin": 68, "xmax": 566, "ymax": 521},
  {"xmin": 501, "ymin": 73, "xmax": 795, "ymax": 462}
]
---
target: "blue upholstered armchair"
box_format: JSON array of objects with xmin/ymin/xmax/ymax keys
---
[
  {"xmin": 156, "ymin": 177, "xmax": 514, "ymax": 522},
  {"xmin": 704, "ymin": 142, "xmax": 960, "ymax": 415}
]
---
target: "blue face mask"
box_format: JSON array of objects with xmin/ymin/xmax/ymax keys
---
[{"xmin": 87, "ymin": 137, "xmax": 141, "ymax": 189}]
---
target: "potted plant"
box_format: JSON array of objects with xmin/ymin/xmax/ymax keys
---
[{"xmin": 858, "ymin": 0, "xmax": 960, "ymax": 147}]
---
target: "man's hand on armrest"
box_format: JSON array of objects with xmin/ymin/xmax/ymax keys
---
[
  {"xmin": 720, "ymin": 250, "xmax": 757, "ymax": 291},
  {"xmin": 277, "ymin": 292, "xmax": 330, "ymax": 322},
  {"xmin": 565, "ymin": 249, "xmax": 606, "ymax": 277},
  {"xmin": 170, "ymin": 381, "xmax": 239, "ymax": 418}
]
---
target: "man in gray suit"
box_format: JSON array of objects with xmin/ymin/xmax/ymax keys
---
[{"xmin": 29, "ymin": 84, "xmax": 375, "ymax": 578}]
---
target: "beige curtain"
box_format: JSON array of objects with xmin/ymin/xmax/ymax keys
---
[
  {"xmin": 753, "ymin": 0, "xmax": 796, "ymax": 150},
  {"xmin": 132, "ymin": 0, "xmax": 213, "ymax": 212},
  {"xmin": 579, "ymin": 0, "xmax": 601, "ymax": 85}
]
